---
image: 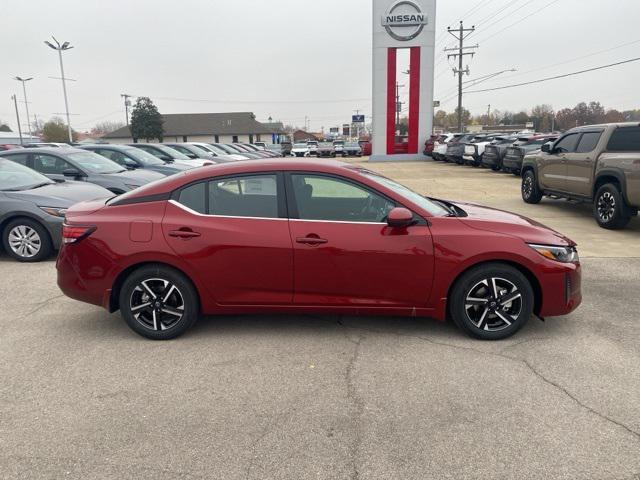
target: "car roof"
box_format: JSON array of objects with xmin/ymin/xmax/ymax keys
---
[
  {"xmin": 0, "ymin": 146, "xmax": 82, "ymax": 155},
  {"xmin": 115, "ymin": 158, "xmax": 353, "ymax": 201}
]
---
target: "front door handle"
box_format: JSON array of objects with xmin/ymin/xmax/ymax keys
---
[
  {"xmin": 296, "ymin": 236, "xmax": 328, "ymax": 245},
  {"xmin": 169, "ymin": 229, "xmax": 201, "ymax": 239}
]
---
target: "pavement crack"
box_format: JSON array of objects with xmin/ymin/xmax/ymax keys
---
[
  {"xmin": 345, "ymin": 333, "xmax": 365, "ymax": 480},
  {"xmin": 341, "ymin": 323, "xmax": 640, "ymax": 443},
  {"xmin": 15, "ymin": 293, "xmax": 65, "ymax": 320}
]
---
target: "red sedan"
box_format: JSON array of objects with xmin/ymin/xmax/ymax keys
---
[{"xmin": 57, "ymin": 159, "xmax": 581, "ymax": 340}]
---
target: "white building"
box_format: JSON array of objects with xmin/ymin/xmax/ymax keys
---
[
  {"xmin": 0, "ymin": 131, "xmax": 41, "ymax": 145},
  {"xmin": 101, "ymin": 112, "xmax": 285, "ymax": 144}
]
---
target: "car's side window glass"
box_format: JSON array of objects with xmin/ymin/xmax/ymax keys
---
[
  {"xmin": 178, "ymin": 182, "xmax": 206, "ymax": 214},
  {"xmin": 209, "ymin": 174, "xmax": 278, "ymax": 218},
  {"xmin": 3, "ymin": 153, "xmax": 29, "ymax": 166},
  {"xmin": 607, "ymin": 126, "xmax": 640, "ymax": 151},
  {"xmin": 576, "ymin": 132, "xmax": 603, "ymax": 153},
  {"xmin": 32, "ymin": 154, "xmax": 71, "ymax": 174},
  {"xmin": 554, "ymin": 133, "xmax": 580, "ymax": 154},
  {"xmin": 291, "ymin": 174, "xmax": 395, "ymax": 223}
]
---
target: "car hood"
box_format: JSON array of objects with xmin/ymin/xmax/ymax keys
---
[
  {"xmin": 3, "ymin": 181, "xmax": 112, "ymax": 208},
  {"xmin": 451, "ymin": 200, "xmax": 575, "ymax": 247},
  {"xmin": 100, "ymin": 168, "xmax": 165, "ymax": 185}
]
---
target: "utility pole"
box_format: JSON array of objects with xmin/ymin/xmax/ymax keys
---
[
  {"xmin": 14, "ymin": 76, "xmax": 33, "ymax": 137},
  {"xmin": 121, "ymin": 94, "xmax": 132, "ymax": 126},
  {"xmin": 11, "ymin": 94, "xmax": 23, "ymax": 145},
  {"xmin": 44, "ymin": 37, "xmax": 74, "ymax": 143},
  {"xmin": 395, "ymin": 82, "xmax": 405, "ymax": 134},
  {"xmin": 445, "ymin": 22, "xmax": 478, "ymax": 132}
]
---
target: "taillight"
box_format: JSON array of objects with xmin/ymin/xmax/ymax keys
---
[{"xmin": 62, "ymin": 224, "xmax": 96, "ymax": 244}]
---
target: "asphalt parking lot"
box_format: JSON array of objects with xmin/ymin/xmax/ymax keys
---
[{"xmin": 1, "ymin": 160, "xmax": 639, "ymax": 480}]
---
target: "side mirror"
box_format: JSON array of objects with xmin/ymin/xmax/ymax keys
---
[
  {"xmin": 541, "ymin": 143, "xmax": 552, "ymax": 153},
  {"xmin": 387, "ymin": 207, "xmax": 414, "ymax": 228},
  {"xmin": 63, "ymin": 168, "xmax": 82, "ymax": 178}
]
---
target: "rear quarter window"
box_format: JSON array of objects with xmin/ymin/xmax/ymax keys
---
[{"xmin": 606, "ymin": 126, "xmax": 640, "ymax": 151}]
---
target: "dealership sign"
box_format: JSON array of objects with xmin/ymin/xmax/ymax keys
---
[
  {"xmin": 381, "ymin": 0, "xmax": 428, "ymax": 41},
  {"xmin": 352, "ymin": 114, "xmax": 365, "ymax": 123}
]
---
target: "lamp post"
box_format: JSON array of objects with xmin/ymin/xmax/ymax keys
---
[
  {"xmin": 13, "ymin": 76, "xmax": 33, "ymax": 137},
  {"xmin": 44, "ymin": 37, "xmax": 74, "ymax": 142}
]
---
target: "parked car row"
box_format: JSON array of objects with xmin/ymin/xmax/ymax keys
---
[
  {"xmin": 292, "ymin": 140, "xmax": 365, "ymax": 157},
  {"xmin": 428, "ymin": 122, "xmax": 640, "ymax": 229}
]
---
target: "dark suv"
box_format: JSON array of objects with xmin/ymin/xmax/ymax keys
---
[
  {"xmin": 445, "ymin": 134, "xmax": 475, "ymax": 164},
  {"xmin": 482, "ymin": 136, "xmax": 518, "ymax": 171},
  {"xmin": 503, "ymin": 135, "xmax": 558, "ymax": 175},
  {"xmin": 521, "ymin": 123, "xmax": 640, "ymax": 229}
]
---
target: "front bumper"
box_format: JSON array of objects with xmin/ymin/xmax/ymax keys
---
[{"xmin": 538, "ymin": 261, "xmax": 582, "ymax": 317}]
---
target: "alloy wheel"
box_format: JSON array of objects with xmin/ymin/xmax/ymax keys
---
[
  {"xmin": 597, "ymin": 192, "xmax": 616, "ymax": 222},
  {"xmin": 129, "ymin": 278, "xmax": 185, "ymax": 332},
  {"xmin": 8, "ymin": 225, "xmax": 42, "ymax": 258},
  {"xmin": 465, "ymin": 277, "xmax": 523, "ymax": 332},
  {"xmin": 522, "ymin": 175, "xmax": 533, "ymax": 198}
]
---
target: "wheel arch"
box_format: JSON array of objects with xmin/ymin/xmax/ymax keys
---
[
  {"xmin": 109, "ymin": 261, "xmax": 202, "ymax": 313},
  {"xmin": 445, "ymin": 259, "xmax": 543, "ymax": 319},
  {"xmin": 0, "ymin": 213, "xmax": 54, "ymax": 246},
  {"xmin": 594, "ymin": 169, "xmax": 629, "ymax": 205}
]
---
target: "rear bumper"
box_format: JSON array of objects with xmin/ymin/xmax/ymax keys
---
[
  {"xmin": 482, "ymin": 154, "xmax": 500, "ymax": 166},
  {"xmin": 503, "ymin": 155, "xmax": 524, "ymax": 170}
]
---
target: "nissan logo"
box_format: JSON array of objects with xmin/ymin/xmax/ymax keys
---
[{"xmin": 382, "ymin": 0, "xmax": 428, "ymax": 41}]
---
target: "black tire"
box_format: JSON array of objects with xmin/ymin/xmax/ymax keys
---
[
  {"xmin": 2, "ymin": 217, "xmax": 53, "ymax": 262},
  {"xmin": 449, "ymin": 263, "xmax": 534, "ymax": 340},
  {"xmin": 491, "ymin": 164, "xmax": 501, "ymax": 171},
  {"xmin": 593, "ymin": 183, "xmax": 631, "ymax": 230},
  {"xmin": 522, "ymin": 170, "xmax": 543, "ymax": 204},
  {"xmin": 512, "ymin": 169, "xmax": 521, "ymax": 177},
  {"xmin": 119, "ymin": 265, "xmax": 200, "ymax": 340}
]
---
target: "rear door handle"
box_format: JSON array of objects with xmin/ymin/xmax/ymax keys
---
[
  {"xmin": 296, "ymin": 236, "xmax": 328, "ymax": 245},
  {"xmin": 169, "ymin": 229, "xmax": 201, "ymax": 239}
]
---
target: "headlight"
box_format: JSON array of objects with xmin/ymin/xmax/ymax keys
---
[
  {"xmin": 39, "ymin": 206, "xmax": 67, "ymax": 218},
  {"xmin": 528, "ymin": 244, "xmax": 579, "ymax": 263},
  {"xmin": 125, "ymin": 184, "xmax": 141, "ymax": 191}
]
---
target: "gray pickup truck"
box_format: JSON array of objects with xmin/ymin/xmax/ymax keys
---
[{"xmin": 521, "ymin": 122, "xmax": 640, "ymax": 229}]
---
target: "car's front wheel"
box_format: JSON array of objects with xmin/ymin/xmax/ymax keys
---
[
  {"xmin": 522, "ymin": 170, "xmax": 543, "ymax": 204},
  {"xmin": 2, "ymin": 218, "xmax": 53, "ymax": 262},
  {"xmin": 594, "ymin": 183, "xmax": 631, "ymax": 230},
  {"xmin": 449, "ymin": 263, "xmax": 534, "ymax": 340},
  {"xmin": 119, "ymin": 265, "xmax": 199, "ymax": 340}
]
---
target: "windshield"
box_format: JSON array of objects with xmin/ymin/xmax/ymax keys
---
[
  {"xmin": 122, "ymin": 147, "xmax": 165, "ymax": 165},
  {"xmin": 67, "ymin": 151, "xmax": 125, "ymax": 174},
  {"xmin": 153, "ymin": 145, "xmax": 191, "ymax": 160},
  {"xmin": 0, "ymin": 159, "xmax": 54, "ymax": 191},
  {"xmin": 214, "ymin": 144, "xmax": 239, "ymax": 154},
  {"xmin": 359, "ymin": 170, "xmax": 450, "ymax": 217},
  {"xmin": 345, "ymin": 143, "xmax": 359, "ymax": 148},
  {"xmin": 206, "ymin": 145, "xmax": 228, "ymax": 156},
  {"xmin": 294, "ymin": 143, "xmax": 307, "ymax": 149}
]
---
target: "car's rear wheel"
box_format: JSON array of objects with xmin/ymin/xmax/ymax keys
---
[
  {"xmin": 119, "ymin": 265, "xmax": 199, "ymax": 340},
  {"xmin": 450, "ymin": 264, "xmax": 534, "ymax": 340},
  {"xmin": 2, "ymin": 218, "xmax": 53, "ymax": 262},
  {"xmin": 522, "ymin": 170, "xmax": 543, "ymax": 204},
  {"xmin": 491, "ymin": 164, "xmax": 501, "ymax": 171},
  {"xmin": 594, "ymin": 183, "xmax": 631, "ymax": 230}
]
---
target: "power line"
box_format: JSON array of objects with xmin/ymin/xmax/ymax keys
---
[
  {"xmin": 465, "ymin": 56, "xmax": 640, "ymax": 94},
  {"xmin": 128, "ymin": 94, "xmax": 371, "ymax": 105},
  {"xmin": 476, "ymin": 0, "xmax": 562, "ymax": 44}
]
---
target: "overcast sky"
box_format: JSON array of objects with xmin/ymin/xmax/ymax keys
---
[{"xmin": 2, "ymin": 0, "xmax": 640, "ymax": 133}]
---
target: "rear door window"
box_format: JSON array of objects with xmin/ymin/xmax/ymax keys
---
[
  {"xmin": 209, "ymin": 174, "xmax": 279, "ymax": 218},
  {"xmin": 2, "ymin": 152, "xmax": 29, "ymax": 166},
  {"xmin": 606, "ymin": 126, "xmax": 640, "ymax": 151},
  {"xmin": 576, "ymin": 132, "xmax": 603, "ymax": 153},
  {"xmin": 32, "ymin": 153, "xmax": 72, "ymax": 174},
  {"xmin": 178, "ymin": 182, "xmax": 206, "ymax": 214}
]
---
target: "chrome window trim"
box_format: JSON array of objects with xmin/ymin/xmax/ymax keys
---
[
  {"xmin": 168, "ymin": 199, "xmax": 286, "ymax": 221},
  {"xmin": 290, "ymin": 218, "xmax": 387, "ymax": 225}
]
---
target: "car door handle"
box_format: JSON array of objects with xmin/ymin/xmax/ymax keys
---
[
  {"xmin": 169, "ymin": 229, "xmax": 201, "ymax": 239},
  {"xmin": 296, "ymin": 236, "xmax": 328, "ymax": 245}
]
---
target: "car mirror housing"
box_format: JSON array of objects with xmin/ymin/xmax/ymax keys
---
[
  {"xmin": 387, "ymin": 207, "xmax": 414, "ymax": 228},
  {"xmin": 63, "ymin": 168, "xmax": 82, "ymax": 178},
  {"xmin": 541, "ymin": 143, "xmax": 552, "ymax": 153}
]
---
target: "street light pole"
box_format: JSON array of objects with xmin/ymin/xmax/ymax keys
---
[
  {"xmin": 14, "ymin": 76, "xmax": 33, "ymax": 137},
  {"xmin": 11, "ymin": 94, "xmax": 23, "ymax": 145},
  {"xmin": 44, "ymin": 36, "xmax": 74, "ymax": 143}
]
